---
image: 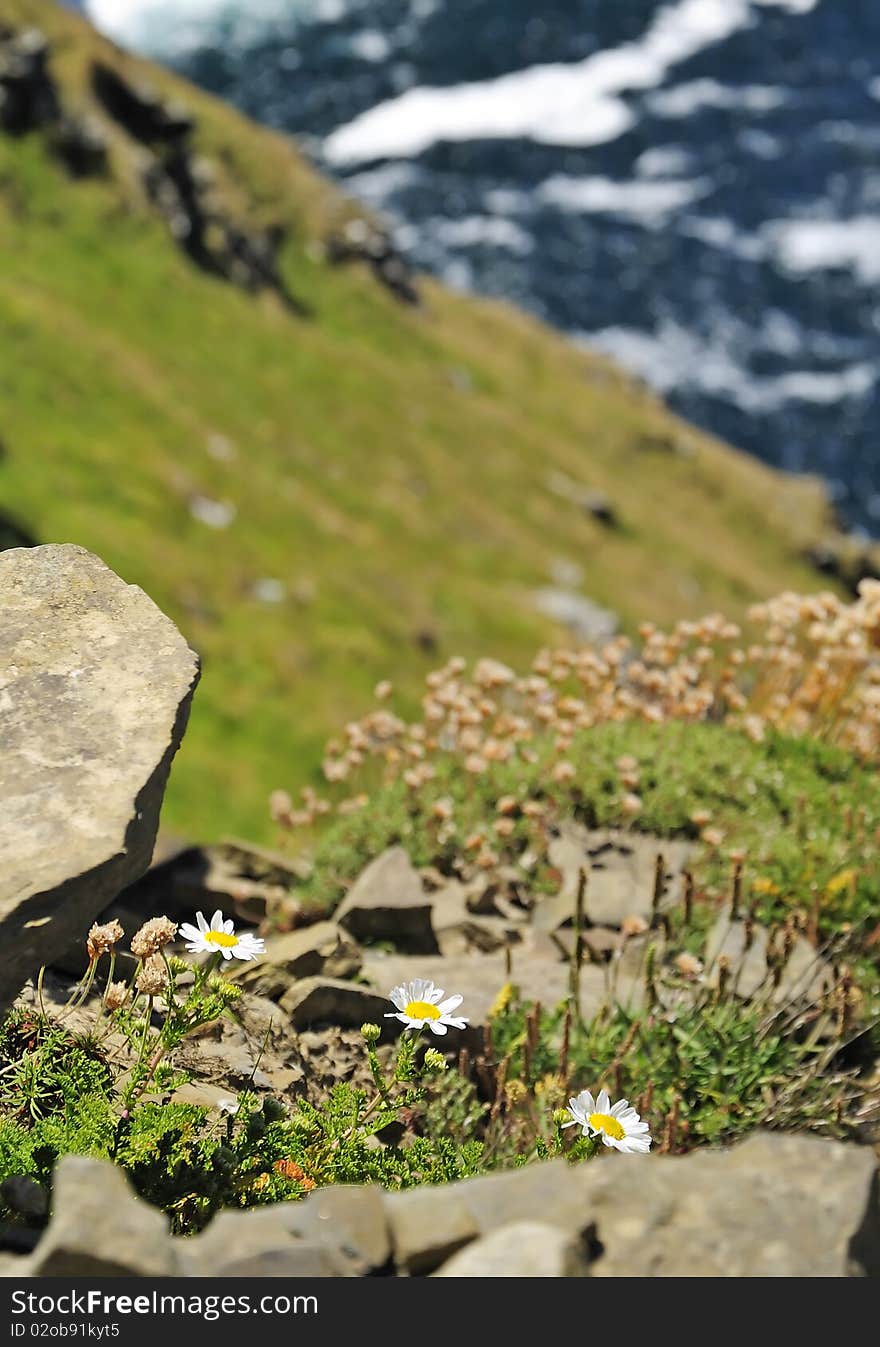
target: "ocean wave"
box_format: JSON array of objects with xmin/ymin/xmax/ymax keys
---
[
  {"xmin": 583, "ymin": 321, "xmax": 875, "ymax": 414},
  {"xmin": 323, "ymin": 0, "xmax": 816, "ymax": 164},
  {"xmin": 537, "ymin": 174, "xmax": 711, "ymax": 224},
  {"xmin": 764, "ymin": 218, "xmax": 880, "ymax": 284},
  {"xmin": 648, "ymin": 79, "xmax": 788, "ymax": 119}
]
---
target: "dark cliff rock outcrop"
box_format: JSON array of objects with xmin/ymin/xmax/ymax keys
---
[
  {"xmin": 327, "ymin": 217, "xmax": 420, "ymax": 306},
  {"xmin": 0, "ymin": 26, "xmax": 107, "ymax": 175}
]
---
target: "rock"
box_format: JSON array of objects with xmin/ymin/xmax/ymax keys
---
[
  {"xmin": 535, "ymin": 826, "xmax": 691, "ymax": 931},
  {"xmin": 0, "ymin": 1176, "xmax": 48, "ymax": 1223},
  {"xmin": 531, "ymin": 589, "xmax": 618, "ymax": 644},
  {"xmin": 279, "ymin": 977, "xmax": 390, "ymax": 1029},
  {"xmin": 385, "ymin": 1159, "xmax": 596, "ymax": 1274},
  {"xmin": 91, "ymin": 62, "xmax": 192, "ymax": 144},
  {"xmin": 580, "ymin": 1131, "xmax": 880, "ymax": 1277},
  {"xmin": 0, "ymin": 28, "xmax": 59, "ymax": 135},
  {"xmin": 235, "ymin": 922, "xmax": 361, "ymax": 999},
  {"xmin": 431, "ymin": 882, "xmax": 515, "ymax": 955},
  {"xmin": 361, "ymin": 950, "xmax": 607, "ymax": 1033},
  {"xmin": 385, "ymin": 1187, "xmax": 480, "ymax": 1275},
  {"xmin": 0, "ymin": 545, "xmax": 199, "ymax": 1016},
  {"xmin": 120, "ymin": 839, "xmax": 306, "ymax": 927},
  {"xmin": 705, "ymin": 917, "xmax": 833, "ymax": 1004},
  {"xmin": 326, "ymin": 218, "xmax": 420, "ymax": 305},
  {"xmin": 433, "ymin": 1221, "xmax": 590, "ymax": 1277},
  {"xmin": 175, "ymin": 1208, "xmax": 347, "ymax": 1278},
  {"xmin": 336, "ymin": 847, "xmax": 439, "ymax": 954},
  {"xmin": 53, "ymin": 115, "xmax": 108, "ymax": 178},
  {"xmin": 279, "ymin": 1185, "xmax": 390, "ymax": 1274},
  {"xmin": 30, "ymin": 1157, "xmax": 174, "ymax": 1276}
]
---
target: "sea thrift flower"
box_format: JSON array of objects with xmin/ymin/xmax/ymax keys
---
[
  {"xmin": 136, "ymin": 955, "xmax": 168, "ymax": 997},
  {"xmin": 103, "ymin": 980, "xmax": 129, "ymax": 1011},
  {"xmin": 86, "ymin": 919, "xmax": 124, "ymax": 961},
  {"xmin": 179, "ymin": 910, "xmax": 266, "ymax": 962},
  {"xmin": 130, "ymin": 916, "xmax": 178, "ymax": 959},
  {"xmin": 562, "ymin": 1089, "xmax": 652, "ymax": 1153},
  {"xmin": 385, "ymin": 979, "xmax": 468, "ymax": 1035},
  {"xmin": 621, "ymin": 914, "xmax": 649, "ymax": 938}
]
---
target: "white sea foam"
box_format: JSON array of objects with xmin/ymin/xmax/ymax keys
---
[
  {"xmin": 537, "ymin": 174, "xmax": 710, "ymax": 224},
  {"xmin": 324, "ymin": 0, "xmax": 814, "ymax": 164},
  {"xmin": 764, "ymin": 218, "xmax": 880, "ymax": 284},
  {"xmin": 679, "ymin": 215, "xmax": 767, "ymax": 260},
  {"xmin": 648, "ymin": 79, "xmax": 787, "ymax": 119},
  {"xmin": 427, "ymin": 216, "xmax": 535, "ymax": 255},
  {"xmin": 635, "ymin": 145, "xmax": 697, "ymax": 178},
  {"xmin": 583, "ymin": 321, "xmax": 875, "ymax": 413},
  {"xmin": 85, "ymin": 0, "xmax": 323, "ymax": 52}
]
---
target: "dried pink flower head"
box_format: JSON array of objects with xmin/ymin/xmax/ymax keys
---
[
  {"xmin": 552, "ymin": 761, "xmax": 576, "ymax": 784},
  {"xmin": 701, "ymin": 826, "xmax": 725, "ymax": 849},
  {"xmin": 621, "ymin": 914, "xmax": 649, "ymax": 938},
  {"xmin": 621, "ymin": 793, "xmax": 643, "ymax": 817},
  {"xmin": 269, "ymin": 788, "xmax": 294, "ymax": 825},
  {"xmin": 374, "ymin": 679, "xmax": 393, "ymax": 700},
  {"xmin": 130, "ymin": 916, "xmax": 178, "ymax": 959},
  {"xmin": 87, "ymin": 919, "xmax": 124, "ymax": 961},
  {"xmin": 135, "ymin": 955, "xmax": 168, "ymax": 997},
  {"xmin": 103, "ymin": 981, "xmax": 129, "ymax": 1011},
  {"xmin": 674, "ymin": 953, "xmax": 703, "ymax": 980}
]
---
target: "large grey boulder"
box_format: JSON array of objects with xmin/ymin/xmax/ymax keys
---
[
  {"xmin": 175, "ymin": 1208, "xmax": 347, "ymax": 1278},
  {"xmin": 0, "ymin": 545, "xmax": 199, "ymax": 1013},
  {"xmin": 433, "ymin": 1221, "xmax": 590, "ymax": 1277},
  {"xmin": 385, "ymin": 1159, "xmax": 596, "ymax": 1274},
  {"xmin": 29, "ymin": 1157, "xmax": 175, "ymax": 1277},
  {"xmin": 384, "ymin": 1133, "xmax": 880, "ymax": 1277},
  {"xmin": 581, "ymin": 1131, "xmax": 880, "ymax": 1277}
]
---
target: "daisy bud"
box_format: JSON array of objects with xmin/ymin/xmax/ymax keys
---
[
  {"xmin": 423, "ymin": 1048, "xmax": 447, "ymax": 1072},
  {"xmin": 360, "ymin": 1022, "xmax": 380, "ymax": 1043},
  {"xmin": 552, "ymin": 1108, "xmax": 572, "ymax": 1127}
]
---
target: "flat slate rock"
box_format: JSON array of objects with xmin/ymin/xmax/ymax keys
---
[
  {"xmin": 361, "ymin": 949, "xmax": 610, "ymax": 1031},
  {"xmin": 335, "ymin": 846, "xmax": 439, "ymax": 953},
  {"xmin": 0, "ymin": 545, "xmax": 199, "ymax": 1013}
]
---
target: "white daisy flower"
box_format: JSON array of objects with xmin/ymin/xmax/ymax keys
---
[
  {"xmin": 217, "ymin": 1097, "xmax": 240, "ymax": 1116},
  {"xmin": 384, "ymin": 978, "xmax": 468, "ymax": 1035},
  {"xmin": 562, "ymin": 1088, "xmax": 652, "ymax": 1154},
  {"xmin": 178, "ymin": 910, "xmax": 266, "ymax": 962}
]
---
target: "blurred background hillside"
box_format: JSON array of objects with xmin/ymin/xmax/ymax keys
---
[{"xmin": 0, "ymin": 0, "xmax": 875, "ymax": 841}]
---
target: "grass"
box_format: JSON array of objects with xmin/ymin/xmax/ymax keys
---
[
  {"xmin": 0, "ymin": 0, "xmax": 837, "ymax": 841},
  {"xmin": 287, "ymin": 721, "xmax": 880, "ymax": 955}
]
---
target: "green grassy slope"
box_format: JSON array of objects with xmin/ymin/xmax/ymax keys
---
[{"xmin": 0, "ymin": 0, "xmax": 836, "ymax": 840}]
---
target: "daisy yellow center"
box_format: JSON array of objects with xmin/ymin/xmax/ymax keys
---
[
  {"xmin": 205, "ymin": 930, "xmax": 239, "ymax": 948},
  {"xmin": 589, "ymin": 1112, "xmax": 625, "ymax": 1140},
  {"xmin": 403, "ymin": 999, "xmax": 441, "ymax": 1020}
]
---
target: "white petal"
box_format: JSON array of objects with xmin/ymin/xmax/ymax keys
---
[
  {"xmin": 210, "ymin": 909, "xmax": 224, "ymax": 931},
  {"xmin": 437, "ymin": 994, "xmax": 463, "ymax": 1014},
  {"xmin": 179, "ymin": 924, "xmax": 200, "ymax": 941},
  {"xmin": 596, "ymin": 1089, "xmax": 611, "ymax": 1114},
  {"xmin": 196, "ymin": 912, "xmax": 209, "ymax": 932},
  {"xmin": 428, "ymin": 1020, "xmax": 448, "ymax": 1035}
]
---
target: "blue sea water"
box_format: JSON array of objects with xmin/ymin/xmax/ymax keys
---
[{"xmin": 84, "ymin": 0, "xmax": 880, "ymax": 533}]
